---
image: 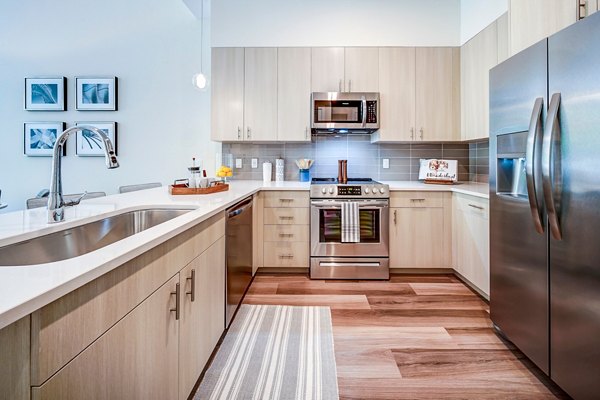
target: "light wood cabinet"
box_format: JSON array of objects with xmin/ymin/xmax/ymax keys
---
[
  {"xmin": 344, "ymin": 47, "xmax": 379, "ymax": 92},
  {"xmin": 179, "ymin": 237, "xmax": 225, "ymax": 400},
  {"xmin": 311, "ymin": 47, "xmax": 345, "ymax": 92},
  {"xmin": 415, "ymin": 47, "xmax": 460, "ymax": 142},
  {"xmin": 461, "ymin": 22, "xmax": 498, "ymax": 141},
  {"xmin": 374, "ymin": 47, "xmax": 416, "ymax": 142},
  {"xmin": 258, "ymin": 191, "xmax": 310, "ymax": 270},
  {"xmin": 497, "ymin": 12, "xmax": 510, "ymax": 64},
  {"xmin": 211, "ymin": 47, "xmax": 244, "ymax": 141},
  {"xmin": 389, "ymin": 192, "xmax": 451, "ymax": 269},
  {"xmin": 588, "ymin": 0, "xmax": 599, "ymax": 14},
  {"xmin": 244, "ymin": 48, "xmax": 278, "ymax": 141},
  {"xmin": 0, "ymin": 316, "xmax": 30, "ymax": 400},
  {"xmin": 373, "ymin": 47, "xmax": 459, "ymax": 143},
  {"xmin": 453, "ymin": 193, "xmax": 490, "ymax": 297},
  {"xmin": 32, "ymin": 275, "xmax": 180, "ymax": 400},
  {"xmin": 277, "ymin": 48, "xmax": 311, "ymax": 142},
  {"xmin": 509, "ymin": 0, "xmax": 577, "ymax": 56}
]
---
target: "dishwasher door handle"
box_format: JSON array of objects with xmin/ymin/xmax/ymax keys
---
[{"xmin": 227, "ymin": 198, "xmax": 253, "ymax": 218}]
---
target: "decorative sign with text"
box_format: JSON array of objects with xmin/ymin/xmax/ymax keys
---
[{"xmin": 418, "ymin": 159, "xmax": 458, "ymax": 184}]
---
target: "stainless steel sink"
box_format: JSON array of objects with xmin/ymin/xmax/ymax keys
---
[{"xmin": 0, "ymin": 208, "xmax": 193, "ymax": 266}]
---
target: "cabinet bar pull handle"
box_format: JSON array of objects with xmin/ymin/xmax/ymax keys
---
[
  {"xmin": 279, "ymin": 198, "xmax": 294, "ymax": 202},
  {"xmin": 348, "ymin": 80, "xmax": 352, "ymax": 92},
  {"xmin": 247, "ymin": 127, "xmax": 251, "ymax": 140},
  {"xmin": 394, "ymin": 209, "xmax": 397, "ymax": 225},
  {"xmin": 186, "ymin": 269, "xmax": 195, "ymax": 302},
  {"xmin": 279, "ymin": 233, "xmax": 294, "ymax": 237},
  {"xmin": 279, "ymin": 216, "xmax": 294, "ymax": 220},
  {"xmin": 468, "ymin": 204, "xmax": 484, "ymax": 210},
  {"xmin": 410, "ymin": 198, "xmax": 426, "ymax": 202},
  {"xmin": 410, "ymin": 127, "xmax": 414, "ymax": 140},
  {"xmin": 279, "ymin": 254, "xmax": 294, "ymax": 259},
  {"xmin": 170, "ymin": 283, "xmax": 180, "ymax": 320},
  {"xmin": 237, "ymin": 127, "xmax": 241, "ymax": 140},
  {"xmin": 419, "ymin": 128, "xmax": 424, "ymax": 140}
]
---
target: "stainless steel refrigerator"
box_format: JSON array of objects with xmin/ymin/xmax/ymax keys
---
[{"xmin": 490, "ymin": 12, "xmax": 600, "ymax": 400}]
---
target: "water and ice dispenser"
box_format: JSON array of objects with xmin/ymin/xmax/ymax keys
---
[{"xmin": 496, "ymin": 131, "xmax": 528, "ymax": 198}]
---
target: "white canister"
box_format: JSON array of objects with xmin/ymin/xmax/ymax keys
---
[
  {"xmin": 275, "ymin": 158, "xmax": 285, "ymax": 182},
  {"xmin": 263, "ymin": 162, "xmax": 272, "ymax": 182}
]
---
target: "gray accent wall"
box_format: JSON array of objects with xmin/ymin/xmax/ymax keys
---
[{"xmin": 222, "ymin": 134, "xmax": 471, "ymax": 182}]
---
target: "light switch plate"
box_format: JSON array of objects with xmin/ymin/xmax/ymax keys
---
[
  {"xmin": 235, "ymin": 158, "xmax": 243, "ymax": 169},
  {"xmin": 251, "ymin": 158, "xmax": 258, "ymax": 168},
  {"xmin": 382, "ymin": 158, "xmax": 390, "ymax": 169}
]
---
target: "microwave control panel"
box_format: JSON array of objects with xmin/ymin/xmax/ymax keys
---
[{"xmin": 366, "ymin": 101, "xmax": 377, "ymax": 123}]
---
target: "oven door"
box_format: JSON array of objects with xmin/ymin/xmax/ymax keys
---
[{"xmin": 310, "ymin": 199, "xmax": 389, "ymax": 257}]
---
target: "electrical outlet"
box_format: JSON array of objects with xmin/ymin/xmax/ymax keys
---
[
  {"xmin": 235, "ymin": 158, "xmax": 243, "ymax": 169},
  {"xmin": 251, "ymin": 158, "xmax": 258, "ymax": 168},
  {"xmin": 382, "ymin": 158, "xmax": 390, "ymax": 169}
]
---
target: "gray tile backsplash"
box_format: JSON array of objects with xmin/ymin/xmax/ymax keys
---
[
  {"xmin": 222, "ymin": 134, "xmax": 471, "ymax": 182},
  {"xmin": 468, "ymin": 139, "xmax": 489, "ymax": 183}
]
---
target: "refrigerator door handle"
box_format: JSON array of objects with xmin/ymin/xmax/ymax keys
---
[
  {"xmin": 542, "ymin": 93, "xmax": 563, "ymax": 240},
  {"xmin": 526, "ymin": 97, "xmax": 545, "ymax": 234}
]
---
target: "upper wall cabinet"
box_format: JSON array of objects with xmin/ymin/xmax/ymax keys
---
[
  {"xmin": 416, "ymin": 47, "xmax": 460, "ymax": 142},
  {"xmin": 311, "ymin": 47, "xmax": 379, "ymax": 93},
  {"xmin": 509, "ymin": 0, "xmax": 578, "ymax": 56},
  {"xmin": 244, "ymin": 48, "xmax": 278, "ymax": 141},
  {"xmin": 311, "ymin": 47, "xmax": 345, "ymax": 92},
  {"xmin": 376, "ymin": 47, "xmax": 416, "ymax": 142},
  {"xmin": 211, "ymin": 48, "xmax": 244, "ymax": 141},
  {"xmin": 278, "ymin": 48, "xmax": 311, "ymax": 142},
  {"xmin": 373, "ymin": 47, "xmax": 459, "ymax": 143},
  {"xmin": 497, "ymin": 12, "xmax": 509, "ymax": 65},
  {"xmin": 344, "ymin": 47, "xmax": 379, "ymax": 92},
  {"xmin": 461, "ymin": 22, "xmax": 498, "ymax": 141}
]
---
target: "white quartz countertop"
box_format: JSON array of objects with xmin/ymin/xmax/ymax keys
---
[{"xmin": 0, "ymin": 180, "xmax": 487, "ymax": 329}]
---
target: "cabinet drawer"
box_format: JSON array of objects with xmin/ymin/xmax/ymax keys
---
[
  {"xmin": 390, "ymin": 192, "xmax": 444, "ymax": 208},
  {"xmin": 263, "ymin": 242, "xmax": 309, "ymax": 268},
  {"xmin": 263, "ymin": 225, "xmax": 309, "ymax": 242},
  {"xmin": 454, "ymin": 193, "xmax": 489, "ymax": 216},
  {"xmin": 263, "ymin": 208, "xmax": 309, "ymax": 225},
  {"xmin": 263, "ymin": 191, "xmax": 309, "ymax": 208}
]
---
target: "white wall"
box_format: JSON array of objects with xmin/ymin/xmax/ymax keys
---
[
  {"xmin": 212, "ymin": 0, "xmax": 462, "ymax": 47},
  {"xmin": 460, "ymin": 0, "xmax": 508, "ymax": 44},
  {"xmin": 0, "ymin": 0, "xmax": 218, "ymax": 212}
]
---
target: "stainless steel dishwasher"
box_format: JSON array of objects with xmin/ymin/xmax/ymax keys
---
[{"xmin": 225, "ymin": 196, "xmax": 253, "ymax": 327}]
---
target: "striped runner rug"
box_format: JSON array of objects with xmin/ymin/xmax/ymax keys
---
[{"xmin": 194, "ymin": 304, "xmax": 339, "ymax": 400}]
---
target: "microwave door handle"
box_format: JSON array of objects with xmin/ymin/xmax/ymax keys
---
[
  {"xmin": 542, "ymin": 93, "xmax": 563, "ymax": 241},
  {"xmin": 361, "ymin": 96, "xmax": 367, "ymax": 128},
  {"xmin": 525, "ymin": 97, "xmax": 545, "ymax": 234}
]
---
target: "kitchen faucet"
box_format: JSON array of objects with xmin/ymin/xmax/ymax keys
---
[{"xmin": 48, "ymin": 126, "xmax": 119, "ymax": 223}]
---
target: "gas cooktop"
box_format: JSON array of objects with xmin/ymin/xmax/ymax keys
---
[{"xmin": 310, "ymin": 178, "xmax": 389, "ymax": 199}]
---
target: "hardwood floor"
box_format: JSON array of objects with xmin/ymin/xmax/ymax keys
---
[{"xmin": 244, "ymin": 273, "xmax": 569, "ymax": 400}]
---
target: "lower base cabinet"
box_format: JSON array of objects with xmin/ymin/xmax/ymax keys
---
[
  {"xmin": 28, "ymin": 215, "xmax": 227, "ymax": 400},
  {"xmin": 453, "ymin": 193, "xmax": 490, "ymax": 296},
  {"xmin": 32, "ymin": 275, "xmax": 180, "ymax": 400},
  {"xmin": 179, "ymin": 237, "xmax": 226, "ymax": 400}
]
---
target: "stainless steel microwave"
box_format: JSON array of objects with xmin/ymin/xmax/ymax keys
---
[{"xmin": 311, "ymin": 92, "xmax": 380, "ymax": 133}]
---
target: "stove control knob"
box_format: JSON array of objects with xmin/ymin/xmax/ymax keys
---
[
  {"xmin": 379, "ymin": 187, "xmax": 385, "ymax": 194},
  {"xmin": 328, "ymin": 187, "xmax": 335, "ymax": 194},
  {"xmin": 321, "ymin": 187, "xmax": 327, "ymax": 194},
  {"xmin": 364, "ymin": 187, "xmax": 370, "ymax": 194}
]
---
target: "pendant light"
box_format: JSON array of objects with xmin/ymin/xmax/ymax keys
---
[{"xmin": 193, "ymin": 0, "xmax": 208, "ymax": 91}]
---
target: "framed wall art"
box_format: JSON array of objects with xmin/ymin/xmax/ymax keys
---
[
  {"xmin": 75, "ymin": 122, "xmax": 117, "ymax": 156},
  {"xmin": 24, "ymin": 77, "xmax": 66, "ymax": 111},
  {"xmin": 76, "ymin": 77, "xmax": 118, "ymax": 111},
  {"xmin": 24, "ymin": 122, "xmax": 66, "ymax": 157}
]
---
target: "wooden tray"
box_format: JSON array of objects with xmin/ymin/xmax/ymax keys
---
[
  {"xmin": 169, "ymin": 183, "xmax": 229, "ymax": 195},
  {"xmin": 424, "ymin": 179, "xmax": 454, "ymax": 185}
]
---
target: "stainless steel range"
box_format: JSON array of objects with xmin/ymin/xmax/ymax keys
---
[{"xmin": 310, "ymin": 178, "xmax": 390, "ymax": 280}]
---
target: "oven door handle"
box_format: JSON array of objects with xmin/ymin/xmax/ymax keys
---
[{"xmin": 311, "ymin": 200, "xmax": 389, "ymax": 208}]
